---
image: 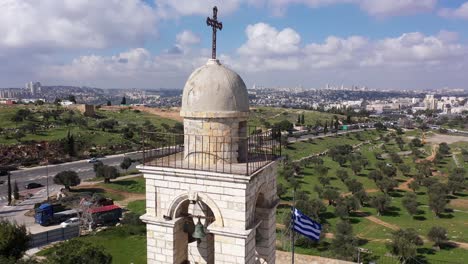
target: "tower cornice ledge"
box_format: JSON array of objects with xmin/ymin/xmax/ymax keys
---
[
  {"xmin": 137, "ymin": 161, "xmax": 276, "ymax": 184},
  {"xmin": 180, "ymin": 111, "xmax": 249, "ymax": 118}
]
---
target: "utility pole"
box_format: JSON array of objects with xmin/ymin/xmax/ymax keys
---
[
  {"xmin": 46, "ymin": 161, "xmax": 49, "ymax": 202},
  {"xmin": 7, "ymin": 171, "xmax": 12, "ymax": 206},
  {"xmin": 291, "ymin": 187, "xmax": 296, "ymax": 264}
]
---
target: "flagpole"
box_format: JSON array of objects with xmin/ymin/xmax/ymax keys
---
[{"xmin": 291, "ymin": 187, "xmax": 296, "ymax": 264}]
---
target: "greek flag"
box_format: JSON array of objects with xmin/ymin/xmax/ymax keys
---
[{"xmin": 292, "ymin": 208, "xmax": 322, "ymax": 241}]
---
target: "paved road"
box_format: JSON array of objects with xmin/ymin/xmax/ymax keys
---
[
  {"xmin": 0, "ymin": 152, "xmax": 142, "ymax": 205},
  {"xmin": 0, "ymin": 127, "xmax": 375, "ymax": 204},
  {"xmin": 287, "ymin": 128, "xmax": 374, "ymax": 143}
]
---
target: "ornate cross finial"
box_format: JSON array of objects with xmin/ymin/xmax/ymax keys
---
[{"xmin": 206, "ymin": 6, "xmax": 223, "ymax": 59}]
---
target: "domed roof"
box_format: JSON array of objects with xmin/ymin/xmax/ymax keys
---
[{"xmin": 180, "ymin": 59, "xmax": 249, "ymax": 118}]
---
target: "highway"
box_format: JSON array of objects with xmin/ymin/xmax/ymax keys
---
[
  {"xmin": 0, "ymin": 125, "xmax": 375, "ymax": 205},
  {"xmin": 0, "ymin": 152, "xmax": 142, "ymax": 205}
]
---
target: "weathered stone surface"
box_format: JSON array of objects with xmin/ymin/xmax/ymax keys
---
[{"xmin": 140, "ymin": 161, "xmax": 278, "ymax": 264}]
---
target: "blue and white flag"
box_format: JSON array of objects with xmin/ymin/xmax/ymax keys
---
[{"xmin": 292, "ymin": 208, "xmax": 322, "ymax": 241}]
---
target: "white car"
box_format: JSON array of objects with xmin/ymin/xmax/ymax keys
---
[
  {"xmin": 60, "ymin": 217, "xmax": 80, "ymax": 228},
  {"xmin": 88, "ymin": 157, "xmax": 100, "ymax": 163}
]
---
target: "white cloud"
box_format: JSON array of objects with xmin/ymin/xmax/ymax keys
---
[
  {"xmin": 155, "ymin": 0, "xmax": 242, "ymax": 18},
  {"xmin": 39, "ymin": 48, "xmax": 209, "ymax": 88},
  {"xmin": 438, "ymin": 2, "xmax": 468, "ymax": 19},
  {"xmin": 358, "ymin": 0, "xmax": 436, "ymax": 17},
  {"xmin": 235, "ymin": 23, "xmax": 467, "ymax": 72},
  {"xmin": 176, "ymin": 31, "xmax": 201, "ymax": 47},
  {"xmin": 0, "ymin": 0, "xmax": 157, "ymax": 51},
  {"xmin": 254, "ymin": 0, "xmax": 436, "ymax": 17},
  {"xmin": 238, "ymin": 23, "xmax": 301, "ymax": 56}
]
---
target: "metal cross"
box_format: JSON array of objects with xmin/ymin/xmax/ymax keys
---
[{"xmin": 206, "ymin": 6, "xmax": 223, "ymax": 59}]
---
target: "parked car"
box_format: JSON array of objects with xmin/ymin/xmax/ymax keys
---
[
  {"xmin": 24, "ymin": 182, "xmax": 43, "ymax": 189},
  {"xmin": 60, "ymin": 217, "xmax": 81, "ymax": 228},
  {"xmin": 88, "ymin": 157, "xmax": 100, "ymax": 163}
]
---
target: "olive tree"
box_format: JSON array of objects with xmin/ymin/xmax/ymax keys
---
[{"xmin": 53, "ymin": 171, "xmax": 81, "ymax": 191}]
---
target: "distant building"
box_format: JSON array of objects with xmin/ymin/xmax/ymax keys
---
[
  {"xmin": 26, "ymin": 81, "xmax": 41, "ymax": 96},
  {"xmin": 59, "ymin": 100, "xmax": 74, "ymax": 106},
  {"xmin": 423, "ymin": 94, "xmax": 437, "ymax": 110},
  {"xmin": 67, "ymin": 104, "xmax": 95, "ymax": 117}
]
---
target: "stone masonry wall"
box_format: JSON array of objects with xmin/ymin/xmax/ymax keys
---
[
  {"xmin": 183, "ymin": 117, "xmax": 248, "ymax": 165},
  {"xmin": 140, "ymin": 160, "xmax": 278, "ymax": 264}
]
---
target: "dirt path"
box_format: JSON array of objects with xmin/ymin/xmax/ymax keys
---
[
  {"xmin": 75, "ymin": 176, "xmax": 145, "ymax": 207},
  {"xmin": 452, "ymin": 152, "xmax": 461, "ymax": 168},
  {"xmin": 363, "ymin": 215, "xmax": 399, "ymax": 231},
  {"xmin": 361, "ymin": 211, "xmax": 468, "ymax": 250},
  {"xmin": 276, "ymin": 250, "xmax": 353, "ymax": 264},
  {"xmin": 426, "ymin": 144, "xmax": 438, "ymax": 162},
  {"xmin": 397, "ymin": 178, "xmax": 414, "ymax": 192}
]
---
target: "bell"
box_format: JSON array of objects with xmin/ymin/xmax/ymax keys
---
[{"xmin": 192, "ymin": 217, "xmax": 206, "ymax": 239}]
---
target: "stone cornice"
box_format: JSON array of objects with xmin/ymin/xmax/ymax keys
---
[{"xmin": 137, "ymin": 162, "xmax": 276, "ymax": 184}]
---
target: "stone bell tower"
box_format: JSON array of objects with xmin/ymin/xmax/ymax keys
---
[{"xmin": 138, "ymin": 6, "xmax": 279, "ymax": 264}]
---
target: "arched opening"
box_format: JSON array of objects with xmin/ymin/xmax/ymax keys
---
[
  {"xmin": 171, "ymin": 197, "xmax": 217, "ymax": 264},
  {"xmin": 254, "ymin": 191, "xmax": 270, "ymax": 262}
]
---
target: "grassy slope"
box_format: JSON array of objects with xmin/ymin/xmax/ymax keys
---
[
  {"xmin": 248, "ymin": 107, "xmax": 345, "ymax": 129},
  {"xmin": 38, "ymin": 227, "xmax": 147, "ymax": 264},
  {"xmin": 278, "ymin": 130, "xmax": 468, "ymax": 262},
  {"xmin": 0, "ymin": 105, "xmax": 177, "ymax": 145},
  {"xmin": 97, "ymin": 177, "xmax": 146, "ymax": 194},
  {"xmin": 127, "ymin": 200, "xmax": 146, "ymax": 215}
]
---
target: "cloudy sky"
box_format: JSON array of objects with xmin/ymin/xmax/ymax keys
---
[{"xmin": 1, "ymin": 0, "xmax": 468, "ymax": 90}]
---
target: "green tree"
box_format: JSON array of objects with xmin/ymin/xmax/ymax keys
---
[
  {"xmin": 438, "ymin": 143, "xmax": 450, "ymax": 155},
  {"xmin": 277, "ymin": 183, "xmax": 286, "ymax": 198},
  {"xmin": 323, "ymin": 121, "xmax": 328, "ymax": 134},
  {"xmin": 381, "ymin": 164, "xmax": 397, "ymax": 178},
  {"xmin": 336, "ymin": 169, "xmax": 349, "ymax": 182},
  {"xmin": 390, "ymin": 152, "xmax": 403, "ymax": 164},
  {"xmin": 300, "ymin": 113, "xmax": 305, "ymax": 125},
  {"xmin": 318, "ymin": 176, "xmax": 331, "ymax": 186},
  {"xmin": 106, "ymin": 100, "xmax": 111, "ymax": 106},
  {"xmin": 409, "ymin": 138, "xmax": 423, "ymax": 148},
  {"xmin": 335, "ymin": 155, "xmax": 347, "ymax": 167},
  {"xmin": 53, "ymin": 171, "xmax": 81, "ymax": 191},
  {"xmin": 309, "ymin": 156, "xmax": 323, "ymax": 167},
  {"xmin": 321, "ymin": 187, "xmax": 340, "ymax": 206},
  {"xmin": 376, "ymin": 177, "xmax": 398, "ymax": 194},
  {"xmin": 101, "ymin": 165, "xmax": 119, "ymax": 183},
  {"xmin": 350, "ymin": 160, "xmax": 362, "ymax": 175},
  {"xmin": 334, "ymin": 197, "xmax": 360, "ymax": 219},
  {"xmin": 120, "ymin": 96, "xmax": 127, "ymax": 105},
  {"xmin": 368, "ymin": 170, "xmax": 382, "ymax": 182},
  {"xmin": 296, "ymin": 198, "xmax": 326, "ymax": 220},
  {"xmin": 314, "ymin": 165, "xmax": 329, "ymax": 177},
  {"xmin": 62, "ymin": 131, "xmax": 76, "ymax": 157},
  {"xmin": 120, "ymin": 157, "xmax": 133, "ymax": 172},
  {"xmin": 398, "ymin": 164, "xmax": 411, "ymax": 176},
  {"xmin": 387, "ymin": 228, "xmax": 423, "ymax": 264},
  {"xmin": 370, "ymin": 194, "xmax": 391, "ymax": 216},
  {"xmin": 273, "ymin": 120, "xmax": 293, "ymax": 132},
  {"xmin": 0, "ymin": 219, "xmax": 30, "ymax": 260},
  {"xmin": 402, "ymin": 193, "xmax": 419, "ymax": 216},
  {"xmin": 428, "ymin": 183, "xmax": 448, "ymax": 217},
  {"xmin": 344, "ymin": 178, "xmax": 364, "ymax": 194},
  {"xmin": 331, "ymin": 220, "xmax": 357, "ymax": 261},
  {"xmin": 45, "ymin": 240, "xmax": 112, "ymax": 264},
  {"xmin": 427, "ymin": 226, "xmax": 448, "ymax": 250},
  {"xmin": 408, "ymin": 181, "xmax": 420, "ymax": 193},
  {"xmin": 448, "ymin": 168, "xmax": 466, "ymax": 195}
]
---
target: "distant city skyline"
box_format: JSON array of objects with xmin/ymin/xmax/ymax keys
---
[{"xmin": 1, "ymin": 1, "xmax": 468, "ymax": 90}]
